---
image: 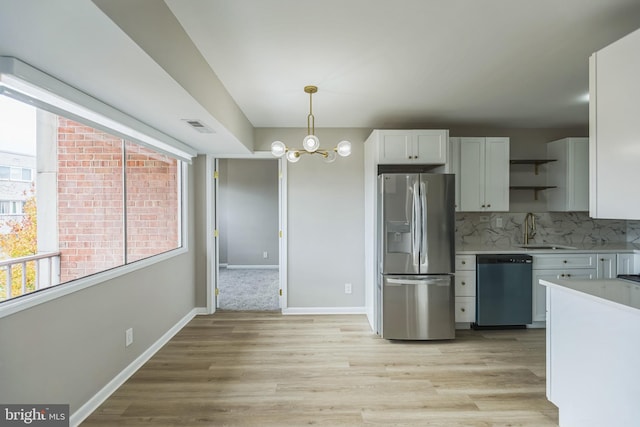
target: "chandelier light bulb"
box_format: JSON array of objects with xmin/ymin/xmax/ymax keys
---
[
  {"xmin": 271, "ymin": 140, "xmax": 287, "ymax": 157},
  {"xmin": 302, "ymin": 135, "xmax": 320, "ymax": 152},
  {"xmin": 323, "ymin": 150, "xmax": 337, "ymax": 163},
  {"xmin": 336, "ymin": 140, "xmax": 352, "ymax": 157},
  {"xmin": 286, "ymin": 150, "xmax": 301, "ymax": 163}
]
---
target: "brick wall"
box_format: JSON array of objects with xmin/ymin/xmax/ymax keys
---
[
  {"xmin": 57, "ymin": 118, "xmax": 179, "ymax": 283},
  {"xmin": 125, "ymin": 142, "xmax": 179, "ymax": 263}
]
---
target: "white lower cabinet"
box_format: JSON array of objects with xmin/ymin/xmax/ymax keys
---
[
  {"xmin": 532, "ymin": 254, "xmax": 597, "ymax": 323},
  {"xmin": 597, "ymin": 252, "xmax": 636, "ymax": 278},
  {"xmin": 617, "ymin": 253, "xmax": 636, "ymax": 275},
  {"xmin": 455, "ymin": 255, "xmax": 476, "ymax": 324},
  {"xmin": 596, "ymin": 253, "xmax": 617, "ymax": 279}
]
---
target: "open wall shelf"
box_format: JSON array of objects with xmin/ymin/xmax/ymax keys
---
[
  {"xmin": 510, "ymin": 159, "xmax": 557, "ymax": 175},
  {"xmin": 509, "ymin": 185, "xmax": 557, "ymax": 200}
]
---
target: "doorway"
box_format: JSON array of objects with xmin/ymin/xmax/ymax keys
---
[{"xmin": 214, "ymin": 157, "xmax": 283, "ymax": 311}]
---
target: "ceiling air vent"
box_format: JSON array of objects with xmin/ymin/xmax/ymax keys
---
[{"xmin": 182, "ymin": 119, "xmax": 215, "ymax": 134}]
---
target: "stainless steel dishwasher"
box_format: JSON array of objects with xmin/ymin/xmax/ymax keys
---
[{"xmin": 475, "ymin": 254, "xmax": 533, "ymax": 328}]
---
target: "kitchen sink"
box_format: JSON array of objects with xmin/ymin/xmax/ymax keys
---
[{"xmin": 518, "ymin": 244, "xmax": 576, "ymax": 250}]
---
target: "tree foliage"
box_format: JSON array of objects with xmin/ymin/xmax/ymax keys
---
[{"xmin": 0, "ymin": 187, "xmax": 37, "ymax": 300}]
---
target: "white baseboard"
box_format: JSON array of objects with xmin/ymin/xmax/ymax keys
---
[
  {"xmin": 282, "ymin": 306, "xmax": 366, "ymax": 315},
  {"xmin": 70, "ymin": 307, "xmax": 205, "ymax": 426},
  {"xmin": 225, "ymin": 264, "xmax": 279, "ymax": 270},
  {"xmin": 527, "ymin": 321, "xmax": 546, "ymax": 329}
]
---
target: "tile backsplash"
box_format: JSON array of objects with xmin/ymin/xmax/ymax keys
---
[{"xmin": 456, "ymin": 212, "xmax": 640, "ymax": 247}]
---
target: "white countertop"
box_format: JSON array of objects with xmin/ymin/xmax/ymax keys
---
[
  {"xmin": 540, "ymin": 277, "xmax": 640, "ymax": 314},
  {"xmin": 457, "ymin": 242, "xmax": 640, "ymax": 254}
]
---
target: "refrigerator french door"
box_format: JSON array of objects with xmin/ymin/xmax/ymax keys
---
[{"xmin": 378, "ymin": 173, "xmax": 455, "ymax": 340}]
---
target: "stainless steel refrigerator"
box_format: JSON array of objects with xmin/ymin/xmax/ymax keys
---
[{"xmin": 377, "ymin": 173, "xmax": 455, "ymax": 340}]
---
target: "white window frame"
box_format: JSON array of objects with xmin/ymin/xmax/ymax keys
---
[{"xmin": 0, "ymin": 57, "xmax": 194, "ymax": 319}]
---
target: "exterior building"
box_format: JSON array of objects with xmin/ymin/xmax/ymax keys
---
[{"xmin": 0, "ymin": 151, "xmax": 35, "ymax": 235}]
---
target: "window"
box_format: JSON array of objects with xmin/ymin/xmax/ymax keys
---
[
  {"xmin": 0, "ymin": 201, "xmax": 24, "ymax": 215},
  {"xmin": 0, "ymin": 90, "xmax": 186, "ymax": 304},
  {"xmin": 0, "ymin": 166, "xmax": 32, "ymax": 181}
]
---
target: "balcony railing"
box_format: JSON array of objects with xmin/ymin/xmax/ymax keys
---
[{"xmin": 0, "ymin": 252, "xmax": 61, "ymax": 301}]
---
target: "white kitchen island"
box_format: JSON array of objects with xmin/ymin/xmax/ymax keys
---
[{"xmin": 540, "ymin": 277, "xmax": 640, "ymax": 427}]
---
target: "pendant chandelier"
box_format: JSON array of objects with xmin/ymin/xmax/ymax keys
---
[{"xmin": 271, "ymin": 85, "xmax": 351, "ymax": 163}]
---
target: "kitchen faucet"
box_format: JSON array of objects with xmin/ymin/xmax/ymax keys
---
[{"xmin": 523, "ymin": 212, "xmax": 536, "ymax": 245}]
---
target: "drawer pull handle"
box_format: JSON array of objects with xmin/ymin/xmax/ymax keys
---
[
  {"xmin": 563, "ymin": 260, "xmax": 567, "ymax": 264},
  {"xmin": 567, "ymin": 273, "xmax": 571, "ymax": 277},
  {"xmin": 461, "ymin": 281, "xmax": 466, "ymax": 286},
  {"xmin": 461, "ymin": 261, "xmax": 466, "ymax": 265},
  {"xmin": 461, "ymin": 308, "xmax": 466, "ymax": 312}
]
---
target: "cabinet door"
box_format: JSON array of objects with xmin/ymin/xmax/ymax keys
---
[
  {"xmin": 455, "ymin": 270, "xmax": 475, "ymax": 297},
  {"xmin": 414, "ymin": 130, "xmax": 447, "ymax": 164},
  {"xmin": 567, "ymin": 139, "xmax": 589, "ymax": 211},
  {"xmin": 455, "ymin": 254, "xmax": 475, "ymax": 271},
  {"xmin": 484, "ymin": 137, "xmax": 510, "ymax": 211},
  {"xmin": 596, "ymin": 253, "xmax": 617, "ymax": 279},
  {"xmin": 378, "ymin": 131, "xmax": 412, "ymax": 164},
  {"xmin": 617, "ymin": 253, "xmax": 635, "ymax": 275},
  {"xmin": 449, "ymin": 137, "xmax": 461, "ymax": 211},
  {"xmin": 589, "ymin": 29, "xmax": 640, "ymax": 219},
  {"xmin": 455, "ymin": 297, "xmax": 475, "ymax": 322},
  {"xmin": 459, "ymin": 138, "xmax": 485, "ymax": 211},
  {"xmin": 533, "ymin": 268, "xmax": 597, "ymax": 322},
  {"xmin": 547, "ymin": 138, "xmax": 589, "ymax": 212}
]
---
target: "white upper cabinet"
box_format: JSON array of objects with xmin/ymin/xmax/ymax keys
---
[
  {"xmin": 589, "ymin": 28, "xmax": 640, "ymax": 219},
  {"xmin": 547, "ymin": 138, "xmax": 589, "ymax": 212},
  {"xmin": 449, "ymin": 137, "xmax": 461, "ymax": 211},
  {"xmin": 375, "ymin": 129, "xmax": 448, "ymax": 164},
  {"xmin": 459, "ymin": 137, "xmax": 509, "ymax": 212}
]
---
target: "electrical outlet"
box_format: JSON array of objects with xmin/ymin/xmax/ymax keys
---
[
  {"xmin": 496, "ymin": 217, "xmax": 503, "ymax": 228},
  {"xmin": 344, "ymin": 283, "xmax": 352, "ymax": 294},
  {"xmin": 125, "ymin": 328, "xmax": 133, "ymax": 347},
  {"xmin": 263, "ymin": 251, "xmax": 268, "ymax": 259}
]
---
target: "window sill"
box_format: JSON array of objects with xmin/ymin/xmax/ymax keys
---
[{"xmin": 0, "ymin": 246, "xmax": 188, "ymax": 320}]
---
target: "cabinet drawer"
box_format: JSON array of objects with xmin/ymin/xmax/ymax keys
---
[
  {"xmin": 535, "ymin": 268, "xmax": 597, "ymax": 283},
  {"xmin": 456, "ymin": 255, "xmax": 476, "ymax": 271},
  {"xmin": 455, "ymin": 297, "xmax": 475, "ymax": 322},
  {"xmin": 455, "ymin": 271, "xmax": 476, "ymax": 297},
  {"xmin": 532, "ymin": 254, "xmax": 596, "ymax": 270}
]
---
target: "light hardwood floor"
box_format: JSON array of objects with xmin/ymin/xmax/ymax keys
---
[{"xmin": 82, "ymin": 312, "xmax": 558, "ymax": 426}]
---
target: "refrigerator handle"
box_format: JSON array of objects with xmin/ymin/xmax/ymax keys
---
[
  {"xmin": 420, "ymin": 180, "xmax": 428, "ymax": 268},
  {"xmin": 411, "ymin": 180, "xmax": 420, "ymax": 269},
  {"xmin": 386, "ymin": 277, "xmax": 450, "ymax": 286}
]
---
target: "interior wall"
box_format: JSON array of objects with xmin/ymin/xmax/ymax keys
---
[
  {"xmin": 193, "ymin": 155, "xmax": 208, "ymax": 307},
  {"xmin": 255, "ymin": 128, "xmax": 369, "ymax": 308},
  {"xmin": 219, "ymin": 158, "xmax": 279, "ymax": 266},
  {"xmin": 217, "ymin": 159, "xmax": 229, "ymax": 264},
  {"xmin": 0, "ymin": 164, "xmax": 197, "ymax": 413}
]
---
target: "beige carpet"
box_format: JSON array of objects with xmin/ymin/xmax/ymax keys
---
[{"xmin": 217, "ymin": 267, "xmax": 280, "ymax": 310}]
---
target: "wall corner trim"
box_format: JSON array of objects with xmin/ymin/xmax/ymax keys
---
[{"xmin": 70, "ymin": 307, "xmax": 206, "ymax": 426}]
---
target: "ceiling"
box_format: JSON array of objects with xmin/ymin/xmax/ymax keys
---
[{"xmin": 1, "ymin": 0, "xmax": 640, "ymax": 154}]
